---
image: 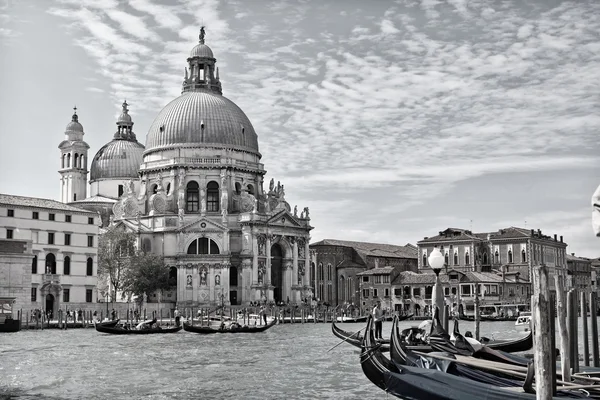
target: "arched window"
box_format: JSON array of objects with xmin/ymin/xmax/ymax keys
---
[
  {"xmin": 247, "ymin": 184, "xmax": 254, "ymax": 196},
  {"xmin": 186, "ymin": 181, "xmax": 199, "ymax": 212},
  {"xmin": 166, "ymin": 183, "xmax": 171, "ymax": 195},
  {"xmin": 80, "ymin": 154, "xmax": 85, "ymax": 168},
  {"xmin": 206, "ymin": 181, "xmax": 219, "ymax": 212},
  {"xmin": 168, "ymin": 266, "xmax": 177, "ymax": 286},
  {"xmin": 32, "ymin": 255, "xmax": 38, "ymax": 274},
  {"xmin": 521, "ymin": 249, "xmax": 526, "ymax": 263},
  {"xmin": 67, "ymin": 153, "xmax": 71, "ymax": 168},
  {"xmin": 45, "ymin": 253, "xmax": 56, "ymax": 274},
  {"xmin": 187, "ymin": 237, "xmax": 220, "ymax": 254},
  {"xmin": 74, "ymin": 154, "xmax": 79, "ymax": 168},
  {"xmin": 318, "ymin": 263, "xmax": 323, "ymax": 281},
  {"xmin": 151, "ymin": 184, "xmax": 158, "ymax": 195},
  {"xmin": 63, "ymin": 256, "xmax": 71, "ymax": 275},
  {"xmin": 86, "ymin": 257, "xmax": 93, "ymax": 276},
  {"xmin": 62, "ymin": 154, "xmax": 65, "ymax": 169},
  {"xmin": 142, "ymin": 238, "xmax": 151, "ymax": 252},
  {"xmin": 230, "ymin": 266, "xmax": 238, "ymax": 286},
  {"xmin": 444, "ymin": 251, "xmax": 449, "ymax": 265},
  {"xmin": 508, "ymin": 250, "xmax": 513, "ymax": 263},
  {"xmin": 483, "ymin": 252, "xmax": 488, "ymax": 264},
  {"xmin": 327, "ymin": 263, "xmax": 332, "ymax": 280},
  {"xmin": 425, "ymin": 285, "xmax": 433, "ymax": 299},
  {"xmin": 235, "ymin": 182, "xmax": 242, "ymax": 195},
  {"xmin": 494, "ymin": 250, "xmax": 499, "ymax": 263},
  {"xmin": 310, "ymin": 262, "xmax": 315, "ymax": 287},
  {"xmin": 422, "ymin": 252, "xmax": 427, "ymax": 267},
  {"xmin": 453, "ymin": 251, "xmax": 458, "ymax": 265},
  {"xmin": 465, "ymin": 252, "xmax": 470, "ymax": 265}
]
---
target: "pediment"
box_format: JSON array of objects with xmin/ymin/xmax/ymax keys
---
[
  {"xmin": 180, "ymin": 217, "xmax": 227, "ymax": 232},
  {"xmin": 110, "ymin": 219, "xmax": 152, "ymax": 233},
  {"xmin": 267, "ymin": 209, "xmax": 302, "ymax": 227}
]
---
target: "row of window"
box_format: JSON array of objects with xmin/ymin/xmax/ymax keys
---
[
  {"xmin": 316, "ymin": 263, "xmax": 333, "ymax": 281},
  {"xmin": 6, "ymin": 230, "xmax": 95, "ymax": 247},
  {"xmin": 361, "ymin": 275, "xmax": 390, "ymax": 283},
  {"xmin": 61, "ymin": 152, "xmax": 86, "ymax": 169},
  {"xmin": 316, "ymin": 282, "xmax": 333, "ymax": 302},
  {"xmin": 31, "ymin": 288, "xmax": 93, "ymax": 303},
  {"xmin": 394, "ymin": 284, "xmax": 529, "ymax": 298},
  {"xmin": 422, "ymin": 248, "xmax": 528, "ymax": 267},
  {"xmin": 32, "ymin": 254, "xmax": 94, "ymax": 276},
  {"xmin": 362, "ymin": 288, "xmax": 390, "ymax": 298},
  {"xmin": 6, "ymin": 209, "xmax": 94, "ymax": 224}
]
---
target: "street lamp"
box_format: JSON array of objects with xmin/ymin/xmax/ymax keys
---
[{"xmin": 428, "ymin": 247, "xmax": 445, "ymax": 319}]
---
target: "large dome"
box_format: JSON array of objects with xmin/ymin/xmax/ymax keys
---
[
  {"xmin": 90, "ymin": 139, "xmax": 145, "ymax": 181},
  {"xmin": 144, "ymin": 91, "xmax": 259, "ymax": 155}
]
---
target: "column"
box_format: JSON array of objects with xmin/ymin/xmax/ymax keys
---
[
  {"xmin": 292, "ymin": 237, "xmax": 299, "ymax": 287},
  {"xmin": 304, "ymin": 239, "xmax": 310, "ymax": 288},
  {"xmin": 266, "ymin": 235, "xmax": 272, "ymax": 285},
  {"xmin": 252, "ymin": 231, "xmax": 259, "ymax": 284}
]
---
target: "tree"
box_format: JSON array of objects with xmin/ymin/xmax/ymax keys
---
[
  {"xmin": 123, "ymin": 251, "xmax": 171, "ymax": 303},
  {"xmin": 97, "ymin": 228, "xmax": 137, "ymax": 303}
]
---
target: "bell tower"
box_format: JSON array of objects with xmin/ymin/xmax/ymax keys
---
[{"xmin": 58, "ymin": 107, "xmax": 90, "ymax": 203}]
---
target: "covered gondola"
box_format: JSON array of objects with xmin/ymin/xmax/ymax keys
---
[
  {"xmin": 94, "ymin": 320, "xmax": 182, "ymax": 335},
  {"xmin": 361, "ymin": 315, "xmax": 586, "ymax": 399},
  {"xmin": 183, "ymin": 318, "xmax": 277, "ymax": 334}
]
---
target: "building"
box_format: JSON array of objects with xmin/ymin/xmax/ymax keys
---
[
  {"xmin": 67, "ymin": 28, "xmax": 312, "ymax": 307},
  {"xmin": 566, "ymin": 253, "xmax": 592, "ymax": 291},
  {"xmin": 0, "ymin": 239, "xmax": 33, "ymax": 312},
  {"xmin": 391, "ymin": 269, "xmax": 530, "ymax": 317},
  {"xmin": 0, "ymin": 194, "xmax": 99, "ymax": 315},
  {"xmin": 309, "ymin": 239, "xmax": 417, "ymax": 308},
  {"xmin": 417, "ymin": 227, "xmax": 568, "ymax": 290}
]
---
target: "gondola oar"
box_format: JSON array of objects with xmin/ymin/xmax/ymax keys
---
[{"xmin": 327, "ymin": 326, "xmax": 367, "ymax": 352}]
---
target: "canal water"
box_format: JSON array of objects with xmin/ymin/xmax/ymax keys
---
[{"xmin": 0, "ymin": 319, "xmax": 594, "ymax": 399}]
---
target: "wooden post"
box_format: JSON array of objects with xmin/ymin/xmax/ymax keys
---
[
  {"xmin": 443, "ymin": 304, "xmax": 449, "ymax": 333},
  {"xmin": 474, "ymin": 293, "xmax": 480, "ymax": 341},
  {"xmin": 582, "ymin": 292, "xmax": 590, "ymax": 367},
  {"xmin": 567, "ymin": 289, "xmax": 575, "ymax": 372},
  {"xmin": 569, "ymin": 290, "xmax": 579, "ymax": 373},
  {"xmin": 532, "ymin": 265, "xmax": 552, "ymax": 399},
  {"xmin": 591, "ymin": 292, "xmax": 599, "ymax": 367},
  {"xmin": 554, "ymin": 274, "xmax": 570, "ymax": 382}
]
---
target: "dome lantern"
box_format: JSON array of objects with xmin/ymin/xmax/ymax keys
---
[
  {"xmin": 183, "ymin": 26, "xmax": 222, "ymax": 95},
  {"xmin": 114, "ymin": 100, "xmax": 136, "ymax": 141}
]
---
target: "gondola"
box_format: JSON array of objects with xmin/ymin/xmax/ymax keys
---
[
  {"xmin": 331, "ymin": 313, "xmax": 417, "ymax": 352},
  {"xmin": 360, "ymin": 315, "xmax": 587, "ymax": 399},
  {"xmin": 335, "ymin": 315, "xmax": 368, "ymax": 323},
  {"xmin": 94, "ymin": 320, "xmax": 182, "ymax": 335},
  {"xmin": 332, "ymin": 312, "xmax": 531, "ymax": 354},
  {"xmin": 96, "ymin": 319, "xmax": 120, "ymax": 328},
  {"xmin": 183, "ymin": 318, "xmax": 277, "ymax": 334}
]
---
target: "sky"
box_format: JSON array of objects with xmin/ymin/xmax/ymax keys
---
[{"xmin": 1, "ymin": 0, "xmax": 599, "ymax": 257}]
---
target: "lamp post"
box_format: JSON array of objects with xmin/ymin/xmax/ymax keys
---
[{"xmin": 428, "ymin": 248, "xmax": 445, "ymax": 320}]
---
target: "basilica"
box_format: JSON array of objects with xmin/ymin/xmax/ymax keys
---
[{"xmin": 60, "ymin": 28, "xmax": 313, "ymax": 307}]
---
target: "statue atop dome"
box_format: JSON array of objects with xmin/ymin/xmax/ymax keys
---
[{"xmin": 199, "ymin": 26, "xmax": 206, "ymax": 44}]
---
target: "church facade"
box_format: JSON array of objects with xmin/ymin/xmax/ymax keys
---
[{"xmin": 66, "ymin": 28, "xmax": 313, "ymax": 307}]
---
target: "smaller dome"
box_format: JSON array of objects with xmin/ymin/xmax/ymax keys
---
[
  {"xmin": 118, "ymin": 112, "xmax": 132, "ymax": 124},
  {"xmin": 90, "ymin": 139, "xmax": 145, "ymax": 181},
  {"xmin": 189, "ymin": 43, "xmax": 214, "ymax": 59},
  {"xmin": 66, "ymin": 112, "xmax": 83, "ymax": 133}
]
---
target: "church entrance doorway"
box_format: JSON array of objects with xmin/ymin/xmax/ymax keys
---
[
  {"xmin": 270, "ymin": 243, "xmax": 283, "ymax": 303},
  {"xmin": 45, "ymin": 294, "xmax": 55, "ymax": 319}
]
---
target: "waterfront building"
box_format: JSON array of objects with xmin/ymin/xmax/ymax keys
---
[
  {"xmin": 0, "ymin": 194, "xmax": 99, "ymax": 315},
  {"xmin": 417, "ymin": 226, "xmax": 568, "ymax": 291},
  {"xmin": 391, "ymin": 269, "xmax": 530, "ymax": 317},
  {"xmin": 67, "ymin": 28, "xmax": 312, "ymax": 307},
  {"xmin": 0, "ymin": 239, "xmax": 33, "ymax": 312},
  {"xmin": 309, "ymin": 239, "xmax": 417, "ymax": 308},
  {"xmin": 566, "ymin": 253, "xmax": 592, "ymax": 291}
]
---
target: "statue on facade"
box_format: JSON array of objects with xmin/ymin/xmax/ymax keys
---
[
  {"xmin": 258, "ymin": 268, "xmax": 263, "ymax": 284},
  {"xmin": 186, "ymin": 275, "xmax": 192, "ymax": 287},
  {"xmin": 178, "ymin": 190, "xmax": 185, "ymax": 210},
  {"xmin": 221, "ymin": 190, "xmax": 228, "ymax": 214},
  {"xmin": 200, "ymin": 188, "xmax": 207, "ymax": 213},
  {"xmin": 276, "ymin": 181, "xmax": 281, "ymax": 195},
  {"xmin": 200, "ymin": 267, "xmax": 207, "ymax": 286},
  {"xmin": 126, "ymin": 179, "xmax": 135, "ymax": 196},
  {"xmin": 269, "ymin": 178, "xmax": 275, "ymax": 193},
  {"xmin": 215, "ymin": 275, "xmax": 221, "ymax": 286},
  {"xmin": 178, "ymin": 207, "xmax": 184, "ymax": 224},
  {"xmin": 280, "ymin": 185, "xmax": 286, "ymax": 199},
  {"xmin": 303, "ymin": 206, "xmax": 310, "ymax": 219},
  {"xmin": 199, "ymin": 26, "xmax": 206, "ymax": 44},
  {"xmin": 300, "ymin": 210, "xmax": 304, "ymax": 219},
  {"xmin": 252, "ymin": 194, "xmax": 258, "ymax": 213},
  {"xmin": 293, "ymin": 205, "xmax": 297, "ymax": 217}
]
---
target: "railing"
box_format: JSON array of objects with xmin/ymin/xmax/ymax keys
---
[
  {"xmin": 43, "ymin": 274, "xmax": 60, "ymax": 284},
  {"xmin": 139, "ymin": 157, "xmax": 264, "ymax": 171}
]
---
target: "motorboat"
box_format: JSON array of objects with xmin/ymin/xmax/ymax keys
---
[
  {"xmin": 515, "ymin": 312, "xmax": 532, "ymax": 332},
  {"xmin": 0, "ymin": 297, "xmax": 20, "ymax": 333}
]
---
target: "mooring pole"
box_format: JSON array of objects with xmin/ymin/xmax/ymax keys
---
[
  {"xmin": 532, "ymin": 265, "xmax": 552, "ymax": 399},
  {"xmin": 591, "ymin": 292, "xmax": 599, "ymax": 367},
  {"xmin": 582, "ymin": 291, "xmax": 590, "ymax": 367},
  {"xmin": 550, "ymin": 292, "xmax": 557, "ymax": 396},
  {"xmin": 555, "ymin": 274, "xmax": 570, "ymax": 382}
]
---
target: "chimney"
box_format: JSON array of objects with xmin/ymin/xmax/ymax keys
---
[
  {"xmin": 538, "ymin": 229, "xmax": 541, "ymax": 235},
  {"xmin": 530, "ymin": 229, "xmax": 534, "ymax": 236},
  {"xmin": 560, "ymin": 236, "xmax": 563, "ymax": 243},
  {"xmin": 571, "ymin": 253, "xmax": 575, "ymax": 256},
  {"xmin": 554, "ymin": 234, "xmax": 557, "ymax": 241}
]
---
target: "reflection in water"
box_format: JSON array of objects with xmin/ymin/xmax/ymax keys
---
[{"xmin": 0, "ymin": 319, "xmax": 593, "ymax": 399}]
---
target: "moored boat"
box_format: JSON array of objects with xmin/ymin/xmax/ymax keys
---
[
  {"xmin": 515, "ymin": 312, "xmax": 532, "ymax": 332},
  {"xmin": 94, "ymin": 319, "xmax": 182, "ymax": 335},
  {"xmin": 335, "ymin": 315, "xmax": 368, "ymax": 323},
  {"xmin": 183, "ymin": 318, "xmax": 277, "ymax": 334}
]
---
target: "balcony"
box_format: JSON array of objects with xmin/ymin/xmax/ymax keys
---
[{"xmin": 43, "ymin": 274, "xmax": 60, "ymax": 285}]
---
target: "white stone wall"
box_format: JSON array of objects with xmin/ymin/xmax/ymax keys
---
[
  {"xmin": 0, "ymin": 204, "xmax": 99, "ymax": 305},
  {"xmin": 0, "ymin": 239, "xmax": 33, "ymax": 313}
]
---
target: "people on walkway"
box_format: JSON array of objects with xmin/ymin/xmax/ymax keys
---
[
  {"xmin": 372, "ymin": 301, "xmax": 383, "ymax": 340},
  {"xmin": 174, "ymin": 308, "xmax": 181, "ymax": 326}
]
